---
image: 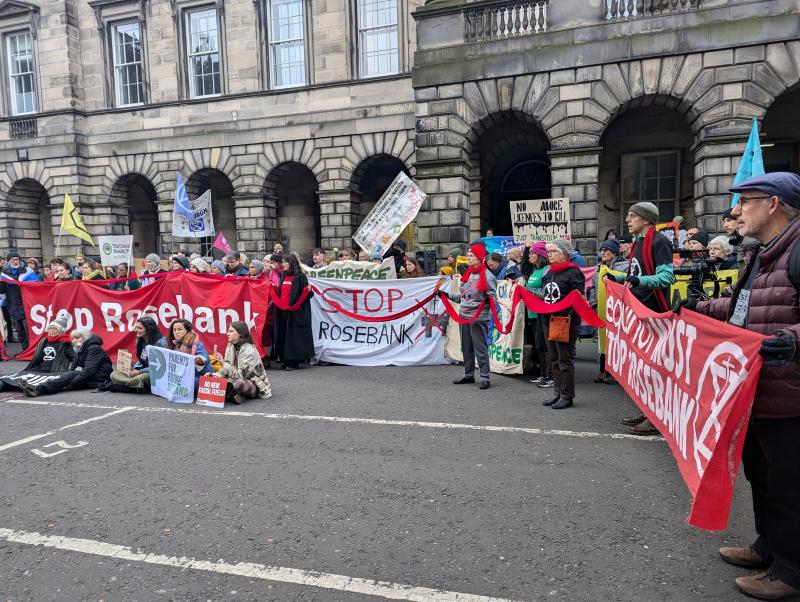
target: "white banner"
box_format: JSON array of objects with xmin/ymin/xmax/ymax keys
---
[
  {"xmin": 98, "ymin": 235, "xmax": 133, "ymax": 267},
  {"xmin": 510, "ymin": 198, "xmax": 571, "ymax": 242},
  {"xmin": 302, "ymin": 258, "xmax": 397, "ymax": 280},
  {"xmin": 309, "ymin": 276, "xmax": 449, "ymax": 366},
  {"xmin": 173, "ymin": 189, "xmax": 215, "ymax": 237},
  {"xmin": 147, "ymin": 346, "xmax": 196, "ymax": 403},
  {"xmin": 353, "ymin": 172, "xmax": 426, "ymax": 257},
  {"xmin": 444, "ymin": 277, "xmax": 525, "ymax": 374}
]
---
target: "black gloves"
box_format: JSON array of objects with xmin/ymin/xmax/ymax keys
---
[
  {"xmin": 672, "ymin": 297, "xmax": 698, "ymax": 313},
  {"xmin": 625, "ymin": 276, "xmax": 640, "ymax": 287},
  {"xmin": 760, "ymin": 332, "xmax": 797, "ymax": 367}
]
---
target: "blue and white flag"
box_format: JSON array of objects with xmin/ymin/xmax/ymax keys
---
[
  {"xmin": 172, "ymin": 173, "xmax": 215, "ymax": 237},
  {"xmin": 730, "ymin": 118, "xmax": 766, "ymax": 208}
]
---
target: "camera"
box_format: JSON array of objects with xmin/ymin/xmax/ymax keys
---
[{"xmin": 674, "ymin": 249, "xmax": 725, "ymax": 300}]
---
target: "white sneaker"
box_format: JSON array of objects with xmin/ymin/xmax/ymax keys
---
[
  {"xmin": 537, "ymin": 378, "xmax": 555, "ymax": 388},
  {"xmin": 529, "ymin": 376, "xmax": 544, "ymax": 384}
]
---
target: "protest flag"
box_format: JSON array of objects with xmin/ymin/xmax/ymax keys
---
[
  {"xmin": 212, "ymin": 232, "xmax": 234, "ymax": 254},
  {"xmin": 730, "ymin": 118, "xmax": 765, "ymax": 208},
  {"xmin": 172, "ymin": 173, "xmax": 195, "ymax": 238},
  {"xmin": 59, "ymin": 193, "xmax": 95, "ymax": 246}
]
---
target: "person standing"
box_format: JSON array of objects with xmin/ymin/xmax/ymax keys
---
[
  {"xmin": 590, "ymin": 238, "xmax": 628, "ymax": 384},
  {"xmin": 605, "ymin": 201, "xmax": 675, "ymax": 434},
  {"xmin": 272, "ymin": 254, "xmax": 315, "ymax": 370},
  {"xmin": 447, "ymin": 243, "xmax": 497, "ymax": 390},
  {"xmin": 140, "ymin": 253, "xmax": 167, "ymax": 286},
  {"xmin": 0, "ymin": 251, "xmax": 37, "ymax": 351},
  {"xmin": 686, "ymin": 172, "xmax": 800, "ymax": 601},
  {"xmin": 525, "ymin": 242, "xmax": 551, "ymax": 387},
  {"xmin": 538, "ymin": 239, "xmax": 585, "ymax": 409}
]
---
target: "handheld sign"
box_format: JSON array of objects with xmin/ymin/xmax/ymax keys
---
[
  {"xmin": 147, "ymin": 346, "xmax": 196, "ymax": 404},
  {"xmin": 116, "ymin": 349, "xmax": 133, "ymax": 373},
  {"xmin": 196, "ymin": 375, "xmax": 227, "ymax": 408},
  {"xmin": 509, "ymin": 198, "xmax": 571, "ymax": 242}
]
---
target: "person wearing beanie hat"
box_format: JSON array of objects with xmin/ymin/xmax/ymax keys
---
[
  {"xmin": 525, "ymin": 241, "xmax": 552, "ymax": 387},
  {"xmin": 535, "ymin": 239, "xmax": 586, "ymax": 409},
  {"xmin": 445, "ymin": 243, "xmax": 496, "ymax": 390},
  {"xmin": 687, "ymin": 172, "xmax": 800, "ymax": 601},
  {"xmin": 190, "ymin": 258, "xmax": 211, "ymax": 273},
  {"xmin": 590, "ymin": 238, "xmax": 629, "ymax": 385},
  {"xmin": 629, "ymin": 201, "xmax": 660, "ymax": 226},
  {"xmin": 606, "ymin": 202, "xmax": 675, "ymax": 435},
  {"xmin": 140, "ymin": 253, "xmax": 167, "ymax": 287},
  {"xmin": 447, "ymin": 247, "xmax": 464, "ymax": 269},
  {"xmin": 0, "ymin": 250, "xmax": 36, "ymax": 350},
  {"xmin": 685, "ymin": 229, "xmax": 710, "ymax": 250},
  {"xmin": 0, "ymin": 316, "xmax": 74, "ymax": 387},
  {"xmin": 370, "ymin": 251, "xmax": 384, "ymax": 264},
  {"xmin": 210, "ymin": 259, "xmax": 225, "ymax": 275},
  {"xmin": 530, "ymin": 241, "xmax": 548, "ymax": 259},
  {"xmin": 170, "ymin": 255, "xmax": 191, "ymax": 271}
]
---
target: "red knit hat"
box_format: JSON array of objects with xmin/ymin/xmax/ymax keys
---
[
  {"xmin": 463, "ymin": 243, "xmax": 489, "ymax": 292},
  {"xmin": 469, "ymin": 243, "xmax": 486, "ymax": 262}
]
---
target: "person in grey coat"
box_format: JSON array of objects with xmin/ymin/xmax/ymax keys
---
[{"xmin": 446, "ymin": 243, "xmax": 497, "ymax": 389}]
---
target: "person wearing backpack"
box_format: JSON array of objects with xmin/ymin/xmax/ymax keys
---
[{"xmin": 680, "ymin": 172, "xmax": 800, "ymax": 602}]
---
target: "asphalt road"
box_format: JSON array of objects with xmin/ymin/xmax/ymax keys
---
[{"xmin": 0, "ymin": 341, "xmax": 757, "ymax": 601}]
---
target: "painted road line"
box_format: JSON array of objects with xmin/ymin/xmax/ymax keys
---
[
  {"xmin": 0, "ymin": 527, "xmax": 515, "ymax": 602},
  {"xmin": 0, "ymin": 406, "xmax": 133, "ymax": 453},
  {"xmin": 5, "ymin": 399, "xmax": 663, "ymax": 442}
]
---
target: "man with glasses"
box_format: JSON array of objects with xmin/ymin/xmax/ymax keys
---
[
  {"xmin": 604, "ymin": 201, "xmax": 675, "ymax": 435},
  {"xmin": 685, "ymin": 172, "xmax": 800, "ymax": 601}
]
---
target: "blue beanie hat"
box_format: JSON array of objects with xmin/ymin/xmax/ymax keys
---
[{"xmin": 599, "ymin": 238, "xmax": 620, "ymax": 256}]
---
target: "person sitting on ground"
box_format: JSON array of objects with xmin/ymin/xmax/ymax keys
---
[
  {"xmin": 140, "ymin": 253, "xmax": 167, "ymax": 285},
  {"xmin": 19, "ymin": 329, "xmax": 112, "ymax": 397},
  {"xmin": 707, "ymin": 235, "xmax": 737, "ymax": 269},
  {"xmin": 166, "ymin": 319, "xmax": 212, "ymax": 385},
  {"xmin": 0, "ymin": 318, "xmax": 72, "ymax": 387},
  {"xmin": 210, "ymin": 260, "xmax": 225, "ymax": 275},
  {"xmin": 500, "ymin": 248, "xmax": 523, "ymax": 280},
  {"xmin": 79, "ymin": 259, "xmax": 105, "ymax": 281},
  {"xmin": 403, "ymin": 257, "xmax": 426, "ymax": 278},
  {"xmin": 212, "ymin": 321, "xmax": 272, "ymax": 403},
  {"xmin": 170, "ymin": 255, "xmax": 191, "ymax": 271},
  {"xmin": 190, "ymin": 258, "xmax": 211, "ymax": 273},
  {"xmin": 223, "ymin": 253, "xmax": 249, "ymax": 276},
  {"xmin": 107, "ymin": 263, "xmax": 141, "ymax": 291},
  {"xmin": 103, "ymin": 317, "xmax": 166, "ymax": 392}
]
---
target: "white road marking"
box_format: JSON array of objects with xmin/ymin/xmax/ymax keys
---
[
  {"xmin": 0, "ymin": 527, "xmax": 515, "ymax": 602},
  {"xmin": 31, "ymin": 439, "xmax": 90, "ymax": 458},
  {"xmin": 0, "ymin": 406, "xmax": 133, "ymax": 452},
  {"xmin": 4, "ymin": 399, "xmax": 663, "ymax": 442}
]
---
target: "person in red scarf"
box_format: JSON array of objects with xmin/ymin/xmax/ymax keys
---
[
  {"xmin": 446, "ymin": 243, "xmax": 497, "ymax": 389},
  {"xmin": 604, "ymin": 201, "xmax": 675, "ymax": 434},
  {"xmin": 537, "ymin": 239, "xmax": 585, "ymax": 409},
  {"xmin": 272, "ymin": 254, "xmax": 314, "ymax": 370}
]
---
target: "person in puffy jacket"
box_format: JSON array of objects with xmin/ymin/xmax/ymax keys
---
[
  {"xmin": 19, "ymin": 330, "xmax": 112, "ymax": 396},
  {"xmin": 686, "ymin": 172, "xmax": 800, "ymax": 601}
]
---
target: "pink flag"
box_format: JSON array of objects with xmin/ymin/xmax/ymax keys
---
[{"xmin": 213, "ymin": 232, "xmax": 233, "ymax": 254}]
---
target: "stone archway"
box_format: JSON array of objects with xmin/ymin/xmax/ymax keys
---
[
  {"xmin": 109, "ymin": 173, "xmax": 160, "ymax": 257},
  {"xmin": 472, "ymin": 115, "xmax": 551, "ymax": 237},
  {"xmin": 186, "ymin": 168, "xmax": 236, "ymax": 252},
  {"xmin": 762, "ymin": 84, "xmax": 800, "ymax": 173},
  {"xmin": 599, "ymin": 97, "xmax": 695, "ymax": 237},
  {"xmin": 264, "ymin": 162, "xmax": 320, "ymax": 259},
  {"xmin": 6, "ymin": 178, "xmax": 52, "ymax": 260}
]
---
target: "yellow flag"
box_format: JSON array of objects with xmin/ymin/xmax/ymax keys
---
[{"xmin": 60, "ymin": 193, "xmax": 95, "ymax": 246}]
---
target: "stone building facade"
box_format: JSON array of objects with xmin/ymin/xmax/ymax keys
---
[{"xmin": 0, "ymin": 0, "xmax": 799, "ymax": 262}]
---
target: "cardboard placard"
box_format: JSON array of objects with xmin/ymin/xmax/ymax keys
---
[
  {"xmin": 509, "ymin": 198, "xmax": 571, "ymax": 242},
  {"xmin": 196, "ymin": 375, "xmax": 228, "ymax": 408},
  {"xmin": 116, "ymin": 349, "xmax": 133, "ymax": 373}
]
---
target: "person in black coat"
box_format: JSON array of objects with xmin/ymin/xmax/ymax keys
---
[
  {"xmin": 0, "ymin": 251, "xmax": 36, "ymax": 350},
  {"xmin": 537, "ymin": 239, "xmax": 585, "ymax": 410},
  {"xmin": 19, "ymin": 330, "xmax": 112, "ymax": 397},
  {"xmin": 272, "ymin": 254, "xmax": 315, "ymax": 370}
]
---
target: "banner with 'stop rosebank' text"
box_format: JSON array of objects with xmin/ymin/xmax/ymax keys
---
[
  {"xmin": 18, "ymin": 273, "xmax": 269, "ymax": 361},
  {"xmin": 604, "ymin": 281, "xmax": 765, "ymax": 530}
]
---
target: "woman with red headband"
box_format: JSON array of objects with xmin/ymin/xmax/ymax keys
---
[{"xmin": 445, "ymin": 243, "xmax": 497, "ymax": 389}]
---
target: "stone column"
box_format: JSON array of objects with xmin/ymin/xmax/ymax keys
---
[
  {"xmin": 693, "ymin": 137, "xmax": 748, "ymax": 233},
  {"xmin": 234, "ymin": 193, "xmax": 273, "ymax": 255},
  {"xmin": 318, "ymin": 189, "xmax": 358, "ymax": 251},
  {"xmin": 548, "ymin": 147, "xmax": 601, "ymax": 260},
  {"xmin": 414, "ymin": 160, "xmax": 471, "ymax": 259}
]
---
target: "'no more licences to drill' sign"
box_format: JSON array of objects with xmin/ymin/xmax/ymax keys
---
[{"xmin": 509, "ymin": 198, "xmax": 571, "ymax": 242}]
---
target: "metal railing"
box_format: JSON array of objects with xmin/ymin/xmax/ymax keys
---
[
  {"xmin": 605, "ymin": 0, "xmax": 700, "ymax": 20},
  {"xmin": 464, "ymin": 0, "xmax": 548, "ymax": 44},
  {"xmin": 9, "ymin": 118, "xmax": 37, "ymax": 140}
]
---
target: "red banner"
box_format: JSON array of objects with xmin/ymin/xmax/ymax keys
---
[
  {"xmin": 604, "ymin": 282, "xmax": 765, "ymax": 530},
  {"xmin": 18, "ymin": 273, "xmax": 270, "ymax": 361}
]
